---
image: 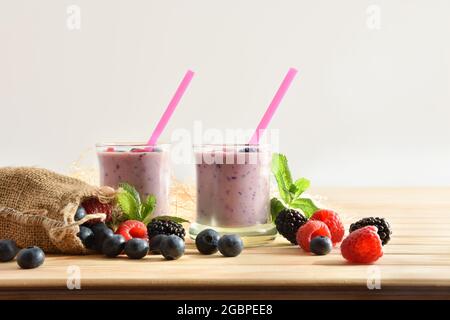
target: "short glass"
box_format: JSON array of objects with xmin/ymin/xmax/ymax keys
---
[
  {"xmin": 189, "ymin": 144, "xmax": 277, "ymax": 246},
  {"xmin": 96, "ymin": 143, "xmax": 171, "ymax": 217}
]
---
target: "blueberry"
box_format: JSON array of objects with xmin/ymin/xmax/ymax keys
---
[
  {"xmin": 77, "ymin": 226, "xmax": 94, "ymax": 249},
  {"xmin": 124, "ymin": 238, "xmax": 149, "ymax": 259},
  {"xmin": 195, "ymin": 229, "xmax": 220, "ymax": 255},
  {"xmin": 0, "ymin": 239, "xmax": 19, "ymax": 262},
  {"xmin": 102, "ymin": 234, "xmax": 126, "ymax": 257},
  {"xmin": 74, "ymin": 206, "xmax": 86, "ymax": 221},
  {"xmin": 90, "ymin": 222, "xmax": 109, "ymax": 233},
  {"xmin": 310, "ymin": 236, "xmax": 332, "ymax": 255},
  {"xmin": 160, "ymin": 235, "xmax": 185, "ymax": 260},
  {"xmin": 218, "ymin": 234, "xmax": 243, "ymax": 257},
  {"xmin": 16, "ymin": 246, "xmax": 45, "ymax": 269},
  {"xmin": 149, "ymin": 234, "xmax": 167, "ymax": 254},
  {"xmin": 91, "ymin": 223, "xmax": 114, "ymax": 252},
  {"xmin": 239, "ymin": 147, "xmax": 259, "ymax": 153}
]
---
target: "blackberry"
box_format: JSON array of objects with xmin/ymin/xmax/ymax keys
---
[
  {"xmin": 147, "ymin": 219, "xmax": 185, "ymax": 240},
  {"xmin": 349, "ymin": 217, "xmax": 392, "ymax": 245},
  {"xmin": 275, "ymin": 209, "xmax": 307, "ymax": 244}
]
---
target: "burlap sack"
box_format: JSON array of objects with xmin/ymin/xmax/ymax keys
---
[{"xmin": 0, "ymin": 167, "xmax": 116, "ymax": 254}]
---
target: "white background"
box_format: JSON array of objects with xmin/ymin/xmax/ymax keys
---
[{"xmin": 1, "ymin": 0, "xmax": 449, "ymax": 186}]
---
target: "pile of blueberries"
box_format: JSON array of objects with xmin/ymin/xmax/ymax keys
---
[
  {"xmin": 79, "ymin": 222, "xmax": 188, "ymax": 260},
  {"xmin": 80, "ymin": 224, "xmax": 244, "ymax": 260},
  {"xmin": 77, "ymin": 206, "xmax": 244, "ymax": 260},
  {"xmin": 79, "ymin": 225, "xmax": 244, "ymax": 260},
  {"xmin": 76, "ymin": 205, "xmax": 187, "ymax": 260},
  {"xmin": 0, "ymin": 207, "xmax": 245, "ymax": 270}
]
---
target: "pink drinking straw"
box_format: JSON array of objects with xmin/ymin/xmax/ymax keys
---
[
  {"xmin": 146, "ymin": 70, "xmax": 195, "ymax": 147},
  {"xmin": 248, "ymin": 68, "xmax": 298, "ymax": 145}
]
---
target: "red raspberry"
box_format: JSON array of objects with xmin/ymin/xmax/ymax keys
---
[
  {"xmin": 106, "ymin": 147, "xmax": 115, "ymax": 152},
  {"xmin": 296, "ymin": 220, "xmax": 331, "ymax": 252},
  {"xmin": 310, "ymin": 209, "xmax": 345, "ymax": 246},
  {"xmin": 116, "ymin": 220, "xmax": 148, "ymax": 241},
  {"xmin": 82, "ymin": 198, "xmax": 113, "ymax": 224},
  {"xmin": 341, "ymin": 226, "xmax": 383, "ymax": 263}
]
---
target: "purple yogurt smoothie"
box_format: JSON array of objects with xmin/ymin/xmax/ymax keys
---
[
  {"xmin": 97, "ymin": 146, "xmax": 170, "ymax": 216},
  {"xmin": 195, "ymin": 147, "xmax": 271, "ymax": 228}
]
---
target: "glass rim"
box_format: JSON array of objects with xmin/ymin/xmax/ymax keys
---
[
  {"xmin": 192, "ymin": 143, "xmax": 270, "ymax": 148},
  {"xmin": 96, "ymin": 142, "xmax": 171, "ymax": 148}
]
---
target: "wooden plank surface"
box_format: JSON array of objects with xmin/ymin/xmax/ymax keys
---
[{"xmin": 1, "ymin": 187, "xmax": 449, "ymax": 300}]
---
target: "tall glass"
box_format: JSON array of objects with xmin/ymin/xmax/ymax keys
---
[
  {"xmin": 96, "ymin": 143, "xmax": 170, "ymax": 217},
  {"xmin": 189, "ymin": 144, "xmax": 276, "ymax": 246}
]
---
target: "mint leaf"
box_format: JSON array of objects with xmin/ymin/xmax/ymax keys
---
[
  {"xmin": 117, "ymin": 190, "xmax": 139, "ymax": 220},
  {"xmin": 290, "ymin": 178, "xmax": 310, "ymax": 198},
  {"xmin": 153, "ymin": 215, "xmax": 190, "ymax": 224},
  {"xmin": 290, "ymin": 198, "xmax": 319, "ymax": 218},
  {"xmin": 141, "ymin": 195, "xmax": 157, "ymax": 225},
  {"xmin": 142, "ymin": 211, "xmax": 153, "ymax": 225},
  {"xmin": 270, "ymin": 153, "xmax": 318, "ymax": 223},
  {"xmin": 271, "ymin": 153, "xmax": 293, "ymax": 204},
  {"xmin": 270, "ymin": 197, "xmax": 287, "ymax": 222},
  {"xmin": 118, "ymin": 183, "xmax": 141, "ymax": 208}
]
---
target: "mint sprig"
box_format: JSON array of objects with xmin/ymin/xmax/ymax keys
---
[
  {"xmin": 116, "ymin": 183, "xmax": 189, "ymax": 225},
  {"xmin": 271, "ymin": 153, "xmax": 319, "ymax": 220}
]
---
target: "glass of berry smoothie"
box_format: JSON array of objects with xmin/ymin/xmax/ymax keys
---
[
  {"xmin": 189, "ymin": 144, "xmax": 277, "ymax": 246},
  {"xmin": 96, "ymin": 143, "xmax": 170, "ymax": 217}
]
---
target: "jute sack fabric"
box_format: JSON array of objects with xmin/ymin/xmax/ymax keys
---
[{"xmin": 0, "ymin": 167, "xmax": 115, "ymax": 254}]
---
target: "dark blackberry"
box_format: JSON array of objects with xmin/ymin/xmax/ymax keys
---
[
  {"xmin": 349, "ymin": 217, "xmax": 392, "ymax": 245},
  {"xmin": 147, "ymin": 219, "xmax": 185, "ymax": 240},
  {"xmin": 275, "ymin": 209, "xmax": 307, "ymax": 244}
]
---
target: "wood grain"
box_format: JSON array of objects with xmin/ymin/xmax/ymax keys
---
[{"xmin": 1, "ymin": 187, "xmax": 449, "ymax": 300}]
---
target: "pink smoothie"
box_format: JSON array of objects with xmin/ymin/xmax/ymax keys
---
[
  {"xmin": 97, "ymin": 148, "xmax": 170, "ymax": 216},
  {"xmin": 195, "ymin": 148, "xmax": 270, "ymax": 228}
]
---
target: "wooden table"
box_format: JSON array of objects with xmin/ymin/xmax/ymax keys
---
[{"xmin": 1, "ymin": 188, "xmax": 449, "ymax": 300}]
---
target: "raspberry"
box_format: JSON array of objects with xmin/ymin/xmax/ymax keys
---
[
  {"xmin": 310, "ymin": 209, "xmax": 345, "ymax": 246},
  {"xmin": 296, "ymin": 220, "xmax": 331, "ymax": 252},
  {"xmin": 82, "ymin": 198, "xmax": 113, "ymax": 224},
  {"xmin": 349, "ymin": 217, "xmax": 391, "ymax": 245},
  {"xmin": 116, "ymin": 220, "xmax": 148, "ymax": 241},
  {"xmin": 341, "ymin": 226, "xmax": 383, "ymax": 263}
]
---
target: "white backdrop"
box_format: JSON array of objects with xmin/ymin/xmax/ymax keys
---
[{"xmin": 1, "ymin": 0, "xmax": 449, "ymax": 186}]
